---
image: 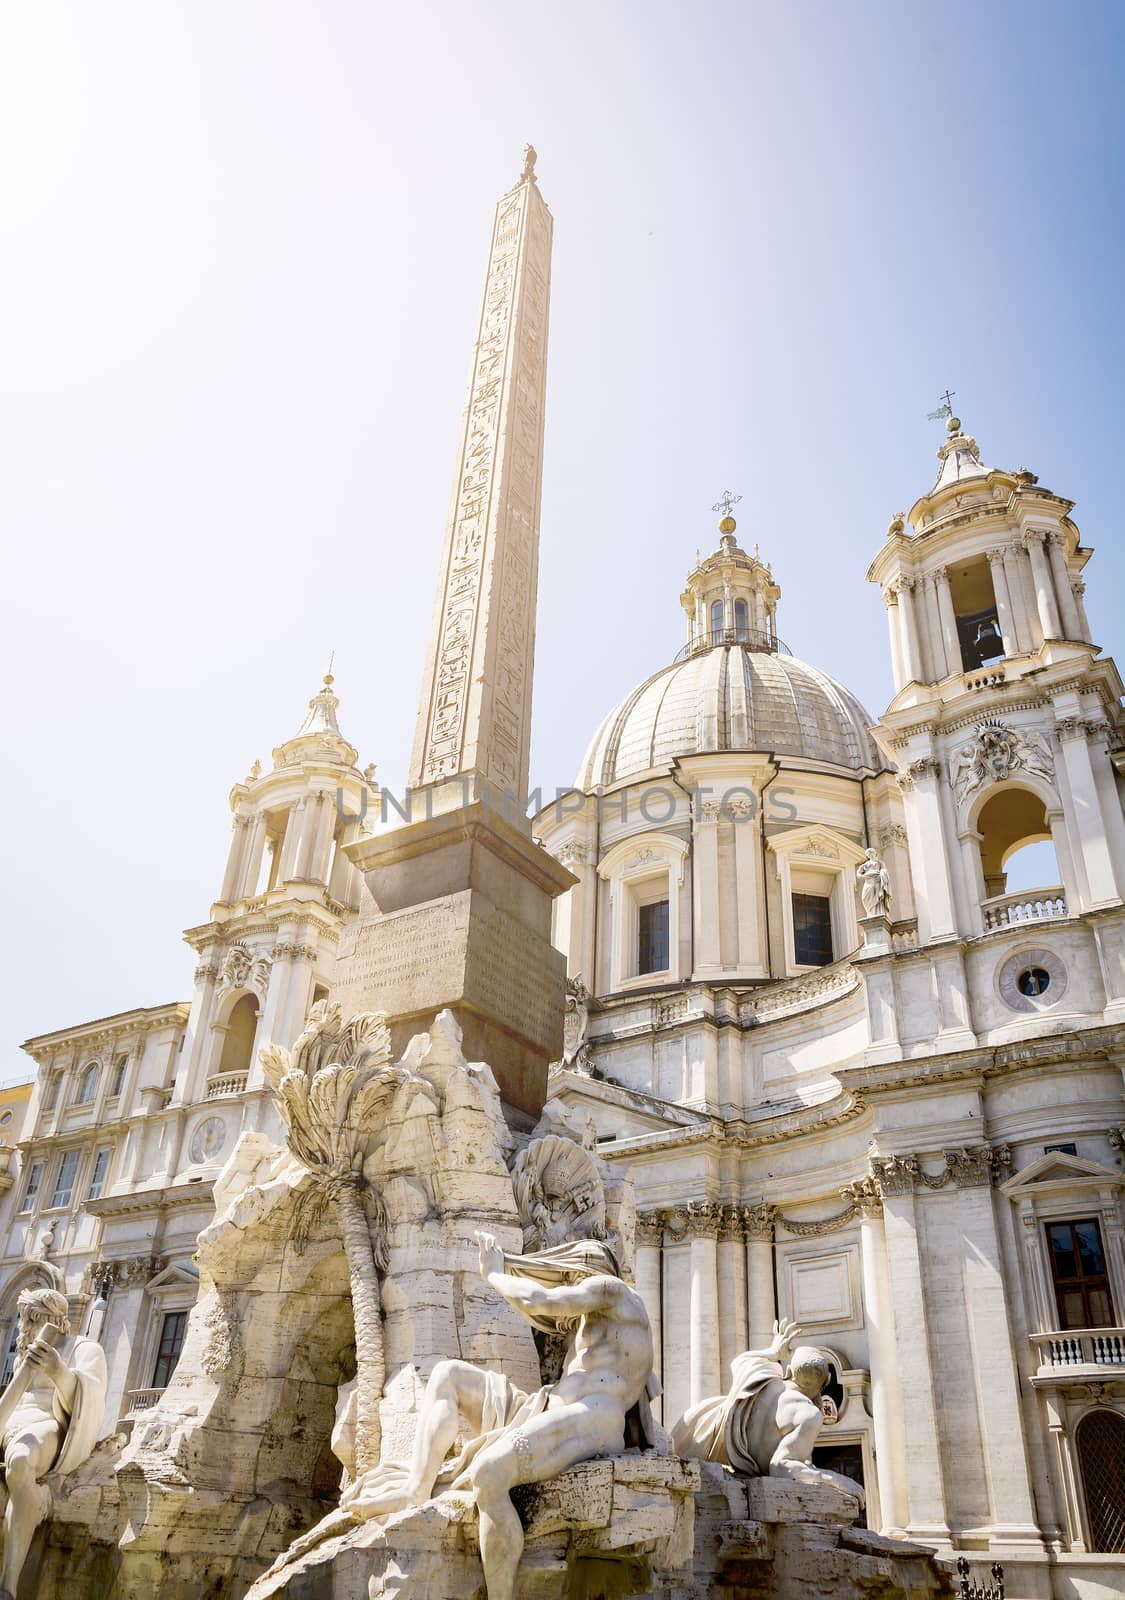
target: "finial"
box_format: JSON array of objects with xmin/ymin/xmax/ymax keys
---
[
  {"xmin": 520, "ymin": 144, "xmax": 538, "ymax": 185},
  {"xmin": 927, "ymin": 388, "xmax": 956, "ymax": 424},
  {"xmin": 947, "ymin": 414, "xmax": 961, "ymax": 434},
  {"xmin": 712, "ymin": 489, "xmax": 742, "ymax": 535},
  {"xmin": 323, "ymin": 649, "xmax": 335, "ymax": 688}
]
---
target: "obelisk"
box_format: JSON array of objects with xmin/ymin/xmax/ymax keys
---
[
  {"xmin": 339, "ymin": 150, "xmax": 573, "ymax": 1123},
  {"xmin": 411, "ymin": 143, "xmax": 551, "ymax": 813}
]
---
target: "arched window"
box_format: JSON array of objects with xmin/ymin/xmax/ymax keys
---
[
  {"xmin": 976, "ymin": 787, "xmax": 1063, "ymax": 927},
  {"xmin": 709, "ymin": 599, "xmax": 724, "ymax": 638},
  {"xmin": 217, "ymin": 994, "xmax": 260, "ymax": 1079},
  {"xmin": 734, "ymin": 598, "xmax": 749, "ymax": 641},
  {"xmin": 0, "ymin": 1318, "xmax": 19, "ymax": 1390},
  {"xmin": 75, "ymin": 1062, "xmax": 99, "ymax": 1105},
  {"xmin": 1077, "ymin": 1410, "xmax": 1125, "ymax": 1551}
]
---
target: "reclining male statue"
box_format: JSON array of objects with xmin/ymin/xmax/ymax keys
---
[
  {"xmin": 0, "ymin": 1286, "xmax": 108, "ymax": 1600},
  {"xmin": 256, "ymin": 1228, "xmax": 658, "ymax": 1600},
  {"xmin": 671, "ymin": 1316, "xmax": 864, "ymax": 1503}
]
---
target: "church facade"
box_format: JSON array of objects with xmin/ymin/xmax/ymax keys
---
[{"xmin": 3, "ymin": 157, "xmax": 1124, "ymax": 1597}]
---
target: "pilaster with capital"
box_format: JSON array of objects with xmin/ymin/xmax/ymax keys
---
[
  {"xmin": 1046, "ymin": 532, "xmax": 1084, "ymax": 641},
  {"xmin": 716, "ymin": 1203, "xmax": 750, "ymax": 1378},
  {"xmin": 1003, "ymin": 542, "xmax": 1036, "ymax": 651},
  {"xmin": 883, "ymin": 588, "xmax": 907, "ymax": 689},
  {"xmin": 895, "ymin": 577, "xmax": 925, "ymax": 684},
  {"xmin": 633, "ymin": 1212, "xmax": 664, "ymax": 1399},
  {"xmin": 898, "ymin": 755, "xmax": 958, "ymax": 942},
  {"xmin": 692, "ymin": 795, "xmax": 722, "ymax": 972},
  {"xmin": 743, "ymin": 1201, "xmax": 778, "ymax": 1348}
]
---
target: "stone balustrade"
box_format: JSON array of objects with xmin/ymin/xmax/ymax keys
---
[
  {"xmin": 981, "ymin": 886, "xmax": 1066, "ymax": 930},
  {"xmin": 206, "ymin": 1072, "xmax": 249, "ymax": 1100},
  {"xmin": 1031, "ymin": 1327, "xmax": 1125, "ymax": 1373},
  {"xmin": 125, "ymin": 1386, "xmax": 166, "ymax": 1415}
]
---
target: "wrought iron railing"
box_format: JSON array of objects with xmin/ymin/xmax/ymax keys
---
[
  {"xmin": 674, "ymin": 627, "xmax": 791, "ymax": 662},
  {"xmin": 957, "ymin": 1557, "xmax": 1004, "ymax": 1600},
  {"xmin": 125, "ymin": 1386, "xmax": 166, "ymax": 1415},
  {"xmin": 981, "ymin": 887, "xmax": 1066, "ymax": 931}
]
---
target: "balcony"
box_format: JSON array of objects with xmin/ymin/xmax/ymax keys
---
[
  {"xmin": 981, "ymin": 887, "xmax": 1066, "ymax": 932},
  {"xmin": 124, "ymin": 1386, "xmax": 166, "ymax": 1416},
  {"xmin": 206, "ymin": 1072, "xmax": 248, "ymax": 1100},
  {"xmin": 1031, "ymin": 1328, "xmax": 1125, "ymax": 1381},
  {"xmin": 675, "ymin": 627, "xmax": 791, "ymax": 662}
]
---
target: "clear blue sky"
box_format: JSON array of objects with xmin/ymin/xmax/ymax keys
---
[{"xmin": 2, "ymin": 0, "xmax": 1123, "ymax": 1060}]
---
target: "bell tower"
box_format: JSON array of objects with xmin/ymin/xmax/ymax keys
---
[{"xmin": 867, "ymin": 416, "xmax": 1125, "ymax": 1016}]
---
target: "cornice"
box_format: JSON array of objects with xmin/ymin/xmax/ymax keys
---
[{"xmin": 85, "ymin": 1178, "xmax": 217, "ymax": 1219}]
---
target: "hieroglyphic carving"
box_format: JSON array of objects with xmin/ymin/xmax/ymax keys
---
[{"xmin": 411, "ymin": 169, "xmax": 553, "ymax": 802}]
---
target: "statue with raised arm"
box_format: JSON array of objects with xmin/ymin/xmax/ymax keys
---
[
  {"xmin": 671, "ymin": 1318, "xmax": 864, "ymax": 1503},
  {"xmin": 256, "ymin": 1230, "xmax": 658, "ymax": 1600},
  {"xmin": 856, "ymin": 847, "xmax": 892, "ymax": 920},
  {"xmin": 0, "ymin": 1287, "xmax": 108, "ymax": 1599}
]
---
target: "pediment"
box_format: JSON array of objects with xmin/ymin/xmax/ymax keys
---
[
  {"xmin": 1000, "ymin": 1151, "xmax": 1123, "ymax": 1197},
  {"xmin": 145, "ymin": 1262, "xmax": 201, "ymax": 1294},
  {"xmin": 767, "ymin": 825, "xmax": 868, "ymax": 867}
]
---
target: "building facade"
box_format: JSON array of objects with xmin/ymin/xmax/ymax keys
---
[{"xmin": 536, "ymin": 417, "xmax": 1125, "ymax": 1591}]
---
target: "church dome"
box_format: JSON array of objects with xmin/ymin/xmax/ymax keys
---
[{"xmin": 576, "ymin": 643, "xmax": 885, "ymax": 788}]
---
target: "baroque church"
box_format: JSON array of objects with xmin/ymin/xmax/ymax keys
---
[{"xmin": 3, "ymin": 154, "xmax": 1125, "ymax": 1598}]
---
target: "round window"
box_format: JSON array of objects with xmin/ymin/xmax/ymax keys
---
[
  {"xmin": 998, "ymin": 947, "xmax": 1067, "ymax": 1013},
  {"xmin": 0, "ymin": 1112, "xmax": 10, "ymax": 1126}
]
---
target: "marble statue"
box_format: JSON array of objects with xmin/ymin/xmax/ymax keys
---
[
  {"xmin": 0, "ymin": 1287, "xmax": 108, "ymax": 1599},
  {"xmin": 260, "ymin": 1229, "xmax": 658, "ymax": 1600},
  {"xmin": 671, "ymin": 1319, "xmax": 864, "ymax": 1503},
  {"xmin": 856, "ymin": 847, "xmax": 891, "ymax": 919},
  {"xmin": 560, "ymin": 973, "xmax": 592, "ymax": 1072}
]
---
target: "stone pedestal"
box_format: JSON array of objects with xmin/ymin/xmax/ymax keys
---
[
  {"xmin": 247, "ymin": 1455, "xmax": 700, "ymax": 1600},
  {"xmin": 341, "ymin": 801, "xmax": 575, "ymax": 1121}
]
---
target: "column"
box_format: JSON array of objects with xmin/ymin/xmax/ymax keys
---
[
  {"xmin": 688, "ymin": 1207, "xmax": 722, "ymax": 1405},
  {"xmin": 1025, "ymin": 529, "xmax": 1063, "ymax": 640},
  {"xmin": 693, "ymin": 801, "xmax": 722, "ymax": 972},
  {"xmin": 218, "ymin": 814, "xmax": 250, "ymax": 904},
  {"xmin": 237, "ymin": 812, "xmax": 268, "ymax": 901},
  {"xmin": 661, "ymin": 1224, "xmax": 692, "ymax": 1427},
  {"xmin": 734, "ymin": 798, "xmax": 767, "ymax": 976},
  {"xmin": 952, "ymin": 1164, "xmax": 1040, "ymax": 1540},
  {"xmin": 1057, "ymin": 718, "xmax": 1119, "ymax": 904},
  {"xmin": 884, "ymin": 592, "xmax": 906, "ymax": 690},
  {"xmin": 858, "ymin": 1198, "xmax": 909, "ymax": 1533},
  {"xmin": 986, "ymin": 548, "xmax": 1018, "ymax": 658},
  {"xmin": 896, "ymin": 579, "xmax": 925, "ymax": 684},
  {"xmin": 276, "ymin": 799, "xmax": 304, "ymax": 883},
  {"xmin": 635, "ymin": 1214, "xmax": 664, "ymax": 1401},
  {"xmin": 901, "ymin": 759, "xmax": 958, "ymax": 941},
  {"xmin": 919, "ymin": 574, "xmax": 944, "ymax": 682},
  {"xmin": 717, "ymin": 1205, "xmax": 749, "ymax": 1381},
  {"xmin": 295, "ymin": 793, "xmax": 327, "ymax": 880},
  {"xmin": 1046, "ymin": 534, "xmax": 1084, "ymax": 641},
  {"xmin": 933, "ymin": 567, "xmax": 960, "ymax": 676},
  {"xmin": 744, "ymin": 1202, "xmax": 777, "ymax": 1348},
  {"xmin": 309, "ymin": 794, "xmax": 337, "ymax": 885},
  {"xmin": 1072, "ymin": 577, "xmax": 1093, "ymax": 644},
  {"xmin": 1003, "ymin": 545, "xmax": 1035, "ymax": 652},
  {"xmin": 877, "ymin": 1169, "xmax": 949, "ymax": 1540}
]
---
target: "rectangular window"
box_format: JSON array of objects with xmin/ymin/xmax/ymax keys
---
[
  {"xmin": 1047, "ymin": 1218, "xmax": 1115, "ymax": 1330},
  {"xmin": 109, "ymin": 1058, "xmax": 127, "ymax": 1098},
  {"xmin": 793, "ymin": 892, "xmax": 834, "ymax": 966},
  {"xmin": 49, "ymin": 1149, "xmax": 81, "ymax": 1209},
  {"xmin": 87, "ymin": 1148, "xmax": 112, "ymax": 1201},
  {"xmin": 44, "ymin": 1076, "xmax": 61, "ymax": 1112},
  {"xmin": 0, "ymin": 1321, "xmax": 19, "ymax": 1390},
  {"xmin": 17, "ymin": 1159, "xmax": 43, "ymax": 1214},
  {"xmin": 638, "ymin": 899, "xmax": 670, "ymax": 974},
  {"xmin": 1044, "ymin": 1142, "xmax": 1078, "ymax": 1157},
  {"xmin": 152, "ymin": 1310, "xmax": 188, "ymax": 1389}
]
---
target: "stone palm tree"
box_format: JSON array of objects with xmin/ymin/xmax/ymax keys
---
[{"xmin": 260, "ymin": 1001, "xmax": 414, "ymax": 1475}]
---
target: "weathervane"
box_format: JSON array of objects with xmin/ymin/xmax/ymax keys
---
[
  {"xmin": 927, "ymin": 389, "xmax": 956, "ymax": 422},
  {"xmin": 712, "ymin": 490, "xmax": 742, "ymax": 519}
]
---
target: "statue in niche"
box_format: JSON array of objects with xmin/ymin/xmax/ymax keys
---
[
  {"xmin": 856, "ymin": 847, "xmax": 891, "ymax": 919},
  {"xmin": 0, "ymin": 1287, "xmax": 108, "ymax": 1599},
  {"xmin": 260, "ymin": 1232, "xmax": 660, "ymax": 1600},
  {"xmin": 671, "ymin": 1318, "xmax": 864, "ymax": 1504}
]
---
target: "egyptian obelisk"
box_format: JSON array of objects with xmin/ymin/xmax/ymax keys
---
[{"xmin": 338, "ymin": 150, "xmax": 573, "ymax": 1122}]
